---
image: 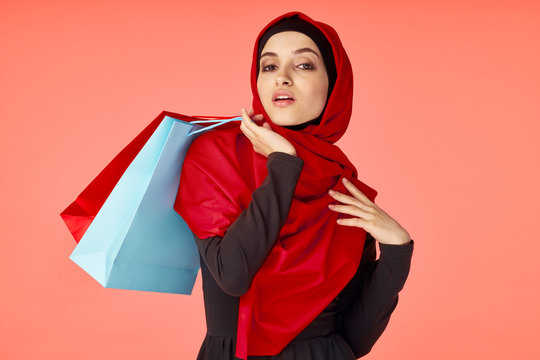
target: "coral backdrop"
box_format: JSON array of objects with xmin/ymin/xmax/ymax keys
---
[{"xmin": 1, "ymin": 1, "xmax": 538, "ymax": 359}]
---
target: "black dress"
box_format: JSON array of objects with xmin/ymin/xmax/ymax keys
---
[{"xmin": 192, "ymin": 152, "xmax": 414, "ymax": 359}]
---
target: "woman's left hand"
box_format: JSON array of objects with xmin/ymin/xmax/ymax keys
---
[{"xmin": 328, "ymin": 178, "xmax": 411, "ymax": 246}]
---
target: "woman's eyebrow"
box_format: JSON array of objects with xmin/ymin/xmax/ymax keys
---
[{"xmin": 260, "ymin": 48, "xmax": 320, "ymax": 59}]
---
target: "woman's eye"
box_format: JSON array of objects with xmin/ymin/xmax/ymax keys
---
[
  {"xmin": 262, "ymin": 64, "xmax": 277, "ymax": 71},
  {"xmin": 261, "ymin": 63, "xmax": 314, "ymax": 72},
  {"xmin": 298, "ymin": 63, "xmax": 314, "ymax": 70}
]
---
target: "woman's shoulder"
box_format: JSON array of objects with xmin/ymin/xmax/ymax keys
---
[
  {"xmin": 184, "ymin": 126, "xmax": 254, "ymax": 177},
  {"xmin": 186, "ymin": 127, "xmax": 241, "ymax": 161}
]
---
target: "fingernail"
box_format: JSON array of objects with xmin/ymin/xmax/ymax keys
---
[
  {"xmin": 342, "ymin": 178, "xmax": 348, "ymax": 183},
  {"xmin": 328, "ymin": 190, "xmax": 334, "ymax": 195}
]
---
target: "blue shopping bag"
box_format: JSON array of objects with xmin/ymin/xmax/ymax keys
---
[{"xmin": 68, "ymin": 115, "xmax": 241, "ymax": 295}]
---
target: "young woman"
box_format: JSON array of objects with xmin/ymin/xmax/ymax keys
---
[{"xmin": 174, "ymin": 11, "xmax": 414, "ymax": 360}]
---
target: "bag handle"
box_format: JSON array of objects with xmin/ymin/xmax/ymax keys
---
[
  {"xmin": 189, "ymin": 114, "xmax": 242, "ymax": 120},
  {"xmin": 188, "ymin": 116, "xmax": 242, "ymax": 136},
  {"xmin": 189, "ymin": 117, "xmax": 242, "ymax": 124}
]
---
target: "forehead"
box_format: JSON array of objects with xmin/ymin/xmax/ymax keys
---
[{"xmin": 261, "ymin": 31, "xmax": 321, "ymax": 56}]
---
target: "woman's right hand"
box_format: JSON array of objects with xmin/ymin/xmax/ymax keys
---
[{"xmin": 239, "ymin": 108, "xmax": 297, "ymax": 157}]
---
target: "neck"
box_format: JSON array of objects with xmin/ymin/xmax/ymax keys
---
[{"xmin": 282, "ymin": 116, "xmax": 321, "ymax": 130}]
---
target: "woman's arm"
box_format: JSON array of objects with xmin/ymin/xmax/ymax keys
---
[
  {"xmin": 336, "ymin": 234, "xmax": 414, "ymax": 358},
  {"xmin": 194, "ymin": 151, "xmax": 303, "ymax": 297}
]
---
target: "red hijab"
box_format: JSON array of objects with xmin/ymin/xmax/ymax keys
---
[{"xmin": 174, "ymin": 11, "xmax": 378, "ymax": 359}]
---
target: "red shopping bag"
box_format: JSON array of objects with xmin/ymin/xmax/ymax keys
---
[{"xmin": 60, "ymin": 110, "xmax": 239, "ymax": 243}]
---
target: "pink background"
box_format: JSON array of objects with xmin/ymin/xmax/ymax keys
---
[{"xmin": 1, "ymin": 0, "xmax": 539, "ymax": 359}]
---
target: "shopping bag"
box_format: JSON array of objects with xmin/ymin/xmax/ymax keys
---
[
  {"xmin": 60, "ymin": 111, "xmax": 239, "ymax": 243},
  {"xmin": 61, "ymin": 112, "xmax": 240, "ymax": 294}
]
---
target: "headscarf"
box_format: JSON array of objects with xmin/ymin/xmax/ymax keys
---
[
  {"xmin": 256, "ymin": 16, "xmax": 337, "ymax": 130},
  {"xmin": 174, "ymin": 11, "xmax": 378, "ymax": 359}
]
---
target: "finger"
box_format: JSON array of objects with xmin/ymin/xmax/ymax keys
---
[
  {"xmin": 328, "ymin": 204, "xmax": 371, "ymax": 220},
  {"xmin": 240, "ymin": 121, "xmax": 256, "ymax": 140},
  {"xmin": 336, "ymin": 217, "xmax": 367, "ymax": 228},
  {"xmin": 240, "ymin": 115, "xmax": 256, "ymax": 140},
  {"xmin": 240, "ymin": 108, "xmax": 255, "ymax": 129},
  {"xmin": 247, "ymin": 109, "xmax": 264, "ymax": 123},
  {"xmin": 262, "ymin": 122, "xmax": 272, "ymax": 130},
  {"xmin": 241, "ymin": 108, "xmax": 258, "ymax": 132},
  {"xmin": 329, "ymin": 190, "xmax": 370, "ymax": 211},
  {"xmin": 342, "ymin": 178, "xmax": 374, "ymax": 206},
  {"xmin": 247, "ymin": 108, "xmax": 262, "ymax": 117}
]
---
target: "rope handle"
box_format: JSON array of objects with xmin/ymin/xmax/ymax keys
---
[{"xmin": 188, "ymin": 116, "xmax": 243, "ymax": 136}]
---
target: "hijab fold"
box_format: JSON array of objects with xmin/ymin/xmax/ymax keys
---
[{"xmin": 174, "ymin": 11, "xmax": 378, "ymax": 359}]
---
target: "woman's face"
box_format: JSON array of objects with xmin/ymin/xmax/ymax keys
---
[{"xmin": 257, "ymin": 31, "xmax": 329, "ymax": 127}]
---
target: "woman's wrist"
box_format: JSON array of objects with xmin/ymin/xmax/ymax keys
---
[
  {"xmin": 274, "ymin": 145, "xmax": 296, "ymax": 157},
  {"xmin": 270, "ymin": 149, "xmax": 296, "ymax": 157}
]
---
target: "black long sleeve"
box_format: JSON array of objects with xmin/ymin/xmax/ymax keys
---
[
  {"xmin": 194, "ymin": 151, "xmax": 304, "ymax": 296},
  {"xmin": 193, "ymin": 150, "xmax": 414, "ymax": 359},
  {"xmin": 336, "ymin": 234, "xmax": 414, "ymax": 358}
]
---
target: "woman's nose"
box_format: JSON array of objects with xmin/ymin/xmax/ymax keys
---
[{"xmin": 275, "ymin": 67, "xmax": 292, "ymax": 86}]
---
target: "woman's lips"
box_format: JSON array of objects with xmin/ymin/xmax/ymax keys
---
[
  {"xmin": 272, "ymin": 90, "xmax": 296, "ymax": 107},
  {"xmin": 273, "ymin": 99, "xmax": 295, "ymax": 107}
]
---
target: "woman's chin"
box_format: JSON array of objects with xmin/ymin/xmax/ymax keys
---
[{"xmin": 269, "ymin": 116, "xmax": 309, "ymax": 127}]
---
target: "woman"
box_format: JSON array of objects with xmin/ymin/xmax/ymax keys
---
[{"xmin": 174, "ymin": 11, "xmax": 414, "ymax": 360}]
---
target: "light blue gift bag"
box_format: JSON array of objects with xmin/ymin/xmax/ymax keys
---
[{"xmin": 69, "ymin": 115, "xmax": 241, "ymax": 294}]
